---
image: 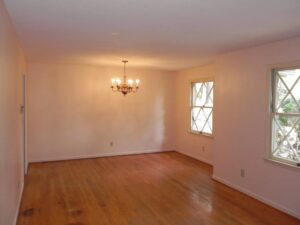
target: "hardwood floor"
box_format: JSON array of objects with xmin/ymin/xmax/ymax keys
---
[{"xmin": 17, "ymin": 152, "xmax": 299, "ymax": 225}]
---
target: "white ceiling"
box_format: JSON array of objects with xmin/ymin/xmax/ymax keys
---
[{"xmin": 4, "ymin": 0, "xmax": 300, "ymax": 70}]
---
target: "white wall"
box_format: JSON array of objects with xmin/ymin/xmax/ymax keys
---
[
  {"xmin": 27, "ymin": 62, "xmax": 175, "ymax": 162},
  {"xmin": 175, "ymin": 64, "xmax": 215, "ymax": 165},
  {"xmin": 175, "ymin": 37, "xmax": 300, "ymax": 218},
  {"xmin": 0, "ymin": 1, "xmax": 27, "ymax": 225},
  {"xmin": 213, "ymin": 37, "xmax": 300, "ymax": 218}
]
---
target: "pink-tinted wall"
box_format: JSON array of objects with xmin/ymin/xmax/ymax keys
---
[
  {"xmin": 27, "ymin": 62, "xmax": 175, "ymax": 162},
  {"xmin": 175, "ymin": 64, "xmax": 215, "ymax": 165},
  {"xmin": 0, "ymin": 1, "xmax": 27, "ymax": 225},
  {"xmin": 175, "ymin": 37, "xmax": 300, "ymax": 218},
  {"xmin": 213, "ymin": 37, "xmax": 300, "ymax": 218}
]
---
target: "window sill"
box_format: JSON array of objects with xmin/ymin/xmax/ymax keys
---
[
  {"xmin": 264, "ymin": 158, "xmax": 300, "ymax": 170},
  {"xmin": 188, "ymin": 130, "xmax": 214, "ymax": 139}
]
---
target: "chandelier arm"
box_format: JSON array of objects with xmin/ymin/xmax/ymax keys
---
[{"xmin": 111, "ymin": 85, "xmax": 121, "ymax": 91}]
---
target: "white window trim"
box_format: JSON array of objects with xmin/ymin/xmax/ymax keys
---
[
  {"xmin": 189, "ymin": 78, "xmax": 214, "ymax": 137},
  {"xmin": 266, "ymin": 64, "xmax": 300, "ymax": 168}
]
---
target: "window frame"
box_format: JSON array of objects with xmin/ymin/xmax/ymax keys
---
[
  {"xmin": 189, "ymin": 78, "xmax": 214, "ymax": 137},
  {"xmin": 268, "ymin": 65, "xmax": 300, "ymax": 168}
]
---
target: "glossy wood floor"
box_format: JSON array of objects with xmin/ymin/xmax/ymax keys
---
[{"xmin": 17, "ymin": 152, "xmax": 299, "ymax": 225}]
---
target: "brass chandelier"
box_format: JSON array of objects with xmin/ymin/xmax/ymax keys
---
[{"xmin": 111, "ymin": 60, "xmax": 140, "ymax": 96}]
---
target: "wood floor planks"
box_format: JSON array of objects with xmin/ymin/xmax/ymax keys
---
[{"xmin": 17, "ymin": 152, "xmax": 300, "ymax": 225}]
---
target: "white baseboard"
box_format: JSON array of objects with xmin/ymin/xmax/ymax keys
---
[
  {"xmin": 29, "ymin": 149, "xmax": 174, "ymax": 163},
  {"xmin": 212, "ymin": 175, "xmax": 300, "ymax": 219},
  {"xmin": 23, "ymin": 150, "xmax": 300, "ymax": 220},
  {"xmin": 14, "ymin": 180, "xmax": 24, "ymax": 225},
  {"xmin": 175, "ymin": 150, "xmax": 213, "ymax": 165}
]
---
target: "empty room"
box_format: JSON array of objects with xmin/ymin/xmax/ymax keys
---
[{"xmin": 1, "ymin": 0, "xmax": 300, "ymax": 224}]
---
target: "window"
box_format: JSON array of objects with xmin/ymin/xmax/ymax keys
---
[
  {"xmin": 271, "ymin": 68, "xmax": 300, "ymax": 167},
  {"xmin": 190, "ymin": 80, "xmax": 214, "ymax": 135}
]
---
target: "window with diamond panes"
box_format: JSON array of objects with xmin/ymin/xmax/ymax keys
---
[
  {"xmin": 271, "ymin": 68, "xmax": 300, "ymax": 166},
  {"xmin": 191, "ymin": 81, "xmax": 214, "ymax": 135}
]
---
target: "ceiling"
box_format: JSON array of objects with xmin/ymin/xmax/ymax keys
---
[{"xmin": 4, "ymin": 0, "xmax": 300, "ymax": 70}]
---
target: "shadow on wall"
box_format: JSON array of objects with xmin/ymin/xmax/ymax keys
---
[{"xmin": 129, "ymin": 93, "xmax": 170, "ymax": 150}]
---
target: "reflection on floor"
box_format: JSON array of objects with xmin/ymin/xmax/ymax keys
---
[{"xmin": 18, "ymin": 152, "xmax": 299, "ymax": 225}]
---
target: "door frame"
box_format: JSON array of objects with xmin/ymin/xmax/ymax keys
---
[{"xmin": 21, "ymin": 74, "xmax": 28, "ymax": 175}]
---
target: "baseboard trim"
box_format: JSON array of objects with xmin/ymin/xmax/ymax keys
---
[
  {"xmin": 14, "ymin": 180, "xmax": 24, "ymax": 225},
  {"xmin": 23, "ymin": 150, "xmax": 300, "ymax": 219},
  {"xmin": 174, "ymin": 150, "xmax": 213, "ymax": 166},
  {"xmin": 212, "ymin": 175, "xmax": 300, "ymax": 219},
  {"xmin": 29, "ymin": 149, "xmax": 174, "ymax": 163}
]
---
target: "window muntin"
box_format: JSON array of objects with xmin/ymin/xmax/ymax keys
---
[
  {"xmin": 271, "ymin": 68, "xmax": 300, "ymax": 166},
  {"xmin": 191, "ymin": 81, "xmax": 214, "ymax": 135}
]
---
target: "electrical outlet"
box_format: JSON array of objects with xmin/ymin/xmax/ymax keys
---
[
  {"xmin": 240, "ymin": 169, "xmax": 245, "ymax": 178},
  {"xmin": 110, "ymin": 141, "xmax": 114, "ymax": 147}
]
